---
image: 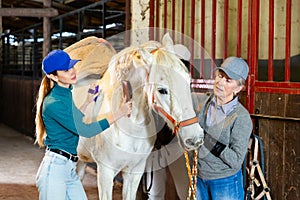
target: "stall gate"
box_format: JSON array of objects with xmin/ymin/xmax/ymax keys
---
[{"xmin": 149, "ymin": 0, "xmax": 300, "ymax": 199}]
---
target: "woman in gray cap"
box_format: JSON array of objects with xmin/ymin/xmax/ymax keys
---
[
  {"xmin": 35, "ymin": 49, "xmax": 132, "ymax": 200},
  {"xmin": 196, "ymin": 57, "xmax": 253, "ymax": 200}
]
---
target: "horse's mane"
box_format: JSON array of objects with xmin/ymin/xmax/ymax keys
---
[
  {"xmin": 142, "ymin": 40, "xmax": 191, "ymax": 83},
  {"xmin": 107, "ymin": 35, "xmax": 190, "ymax": 86},
  {"xmin": 107, "ymin": 45, "xmax": 152, "ymax": 84}
]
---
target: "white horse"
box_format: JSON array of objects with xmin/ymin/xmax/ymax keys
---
[{"xmin": 67, "ymin": 34, "xmax": 204, "ymax": 200}]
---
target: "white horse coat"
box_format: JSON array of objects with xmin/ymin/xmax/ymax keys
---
[{"xmin": 67, "ymin": 34, "xmax": 204, "ymax": 200}]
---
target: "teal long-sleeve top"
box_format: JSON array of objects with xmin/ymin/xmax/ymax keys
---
[{"xmin": 42, "ymin": 83, "xmax": 109, "ymax": 154}]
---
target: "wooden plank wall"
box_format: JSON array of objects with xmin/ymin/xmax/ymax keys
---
[
  {"xmin": 254, "ymin": 93, "xmax": 300, "ymax": 199},
  {"xmin": 0, "ymin": 77, "xmax": 41, "ymax": 137}
]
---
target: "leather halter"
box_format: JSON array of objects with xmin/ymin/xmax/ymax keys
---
[{"xmin": 152, "ymin": 93, "xmax": 198, "ymax": 135}]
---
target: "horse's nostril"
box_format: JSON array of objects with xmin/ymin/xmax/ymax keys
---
[
  {"xmin": 194, "ymin": 139, "xmax": 204, "ymax": 147},
  {"xmin": 185, "ymin": 138, "xmax": 204, "ymax": 149},
  {"xmin": 185, "ymin": 138, "xmax": 194, "ymax": 146}
]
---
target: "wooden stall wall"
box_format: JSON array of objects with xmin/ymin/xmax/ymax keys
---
[
  {"xmin": 0, "ymin": 77, "xmax": 40, "ymax": 138},
  {"xmin": 146, "ymin": 0, "xmax": 300, "ymax": 199},
  {"xmin": 255, "ymin": 93, "xmax": 300, "ymax": 199}
]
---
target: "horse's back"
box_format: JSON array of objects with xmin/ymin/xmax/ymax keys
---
[{"xmin": 64, "ymin": 36, "xmax": 116, "ymax": 80}]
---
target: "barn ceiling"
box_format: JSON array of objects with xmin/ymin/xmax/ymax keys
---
[{"xmin": 1, "ymin": 0, "xmax": 126, "ymax": 36}]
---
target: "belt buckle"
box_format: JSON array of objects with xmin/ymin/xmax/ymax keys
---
[{"xmin": 71, "ymin": 154, "xmax": 78, "ymax": 162}]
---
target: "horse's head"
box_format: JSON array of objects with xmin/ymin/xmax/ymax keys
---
[
  {"xmin": 107, "ymin": 45, "xmax": 155, "ymax": 126},
  {"xmin": 142, "ymin": 34, "xmax": 204, "ymax": 151}
]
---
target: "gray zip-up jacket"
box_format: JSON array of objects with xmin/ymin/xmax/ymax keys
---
[{"xmin": 197, "ymin": 95, "xmax": 253, "ymax": 180}]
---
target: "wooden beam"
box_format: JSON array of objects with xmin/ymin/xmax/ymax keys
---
[{"xmin": 0, "ymin": 8, "xmax": 58, "ymax": 17}]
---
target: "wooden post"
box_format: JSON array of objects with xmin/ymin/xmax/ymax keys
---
[{"xmin": 43, "ymin": 0, "xmax": 52, "ymax": 57}]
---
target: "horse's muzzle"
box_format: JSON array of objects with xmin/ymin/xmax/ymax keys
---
[{"xmin": 185, "ymin": 138, "xmax": 204, "ymax": 149}]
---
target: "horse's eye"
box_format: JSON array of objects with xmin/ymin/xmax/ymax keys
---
[{"xmin": 158, "ymin": 88, "xmax": 168, "ymax": 95}]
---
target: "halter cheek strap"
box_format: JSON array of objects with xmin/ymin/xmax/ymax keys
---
[{"xmin": 152, "ymin": 93, "xmax": 198, "ymax": 134}]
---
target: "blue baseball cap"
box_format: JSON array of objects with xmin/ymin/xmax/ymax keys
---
[
  {"xmin": 42, "ymin": 49, "xmax": 80, "ymax": 74},
  {"xmin": 216, "ymin": 57, "xmax": 249, "ymax": 80}
]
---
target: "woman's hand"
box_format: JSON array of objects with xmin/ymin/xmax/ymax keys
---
[
  {"xmin": 86, "ymin": 83, "xmax": 100, "ymax": 104},
  {"xmin": 106, "ymin": 100, "xmax": 132, "ymax": 125},
  {"xmin": 80, "ymin": 83, "xmax": 100, "ymax": 113},
  {"xmin": 119, "ymin": 101, "xmax": 133, "ymax": 117}
]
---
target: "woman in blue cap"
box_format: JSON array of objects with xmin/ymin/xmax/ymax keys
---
[
  {"xmin": 196, "ymin": 57, "xmax": 253, "ymax": 200},
  {"xmin": 35, "ymin": 49, "xmax": 132, "ymax": 200}
]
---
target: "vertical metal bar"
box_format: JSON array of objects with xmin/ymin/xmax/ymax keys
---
[
  {"xmin": 247, "ymin": 0, "xmax": 252, "ymax": 64},
  {"xmin": 21, "ymin": 34, "xmax": 24, "ymax": 78},
  {"xmin": 211, "ymin": 0, "xmax": 217, "ymax": 78},
  {"xmin": 0, "ymin": 36, "xmax": 4, "ymax": 76},
  {"xmin": 248, "ymin": 0, "xmax": 260, "ymax": 114},
  {"xmin": 268, "ymin": 0, "xmax": 274, "ymax": 81},
  {"xmin": 77, "ymin": 11, "xmax": 83, "ymax": 40},
  {"xmin": 149, "ymin": 0, "xmax": 155, "ymax": 39},
  {"xmin": 102, "ymin": 2, "xmax": 107, "ymax": 38},
  {"xmin": 172, "ymin": 0, "xmax": 176, "ymax": 39},
  {"xmin": 59, "ymin": 18, "xmax": 63, "ymax": 49},
  {"xmin": 33, "ymin": 28, "xmax": 38, "ymax": 79},
  {"xmin": 6, "ymin": 35, "xmax": 10, "ymax": 65},
  {"xmin": 236, "ymin": 0, "xmax": 242, "ymax": 57},
  {"xmin": 190, "ymin": 0, "xmax": 196, "ymax": 77},
  {"xmin": 155, "ymin": 0, "xmax": 160, "ymax": 40},
  {"xmin": 246, "ymin": 0, "xmax": 253, "ymax": 113},
  {"xmin": 253, "ymin": 0, "xmax": 260, "ymax": 81},
  {"xmin": 20, "ymin": 41, "xmax": 23, "ymax": 78},
  {"xmin": 285, "ymin": 0, "xmax": 291, "ymax": 82},
  {"xmin": 223, "ymin": 0, "xmax": 229, "ymax": 59},
  {"xmin": 181, "ymin": 0, "xmax": 185, "ymax": 43},
  {"xmin": 164, "ymin": 0, "xmax": 167, "ymax": 31},
  {"xmin": 200, "ymin": 0, "xmax": 205, "ymax": 78}
]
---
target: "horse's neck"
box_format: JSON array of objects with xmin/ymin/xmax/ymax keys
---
[{"xmin": 114, "ymin": 109, "xmax": 157, "ymax": 139}]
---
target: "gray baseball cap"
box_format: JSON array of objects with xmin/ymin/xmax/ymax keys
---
[{"xmin": 216, "ymin": 57, "xmax": 249, "ymax": 80}]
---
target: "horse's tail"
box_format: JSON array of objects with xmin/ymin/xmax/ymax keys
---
[{"xmin": 35, "ymin": 76, "xmax": 53, "ymax": 147}]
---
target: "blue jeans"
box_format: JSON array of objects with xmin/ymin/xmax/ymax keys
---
[
  {"xmin": 196, "ymin": 170, "xmax": 244, "ymax": 200},
  {"xmin": 36, "ymin": 150, "xmax": 87, "ymax": 200}
]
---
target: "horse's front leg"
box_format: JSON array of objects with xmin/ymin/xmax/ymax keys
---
[
  {"xmin": 76, "ymin": 160, "xmax": 87, "ymax": 180},
  {"xmin": 122, "ymin": 172, "xmax": 144, "ymax": 200},
  {"xmin": 97, "ymin": 163, "xmax": 115, "ymax": 200}
]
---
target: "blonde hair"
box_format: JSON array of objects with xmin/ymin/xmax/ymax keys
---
[{"xmin": 35, "ymin": 75, "xmax": 54, "ymax": 147}]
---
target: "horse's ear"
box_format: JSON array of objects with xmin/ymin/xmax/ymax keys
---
[
  {"xmin": 173, "ymin": 44, "xmax": 191, "ymax": 61},
  {"xmin": 162, "ymin": 32, "xmax": 174, "ymax": 49}
]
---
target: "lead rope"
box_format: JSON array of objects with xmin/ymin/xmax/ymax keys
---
[{"xmin": 184, "ymin": 150, "xmax": 198, "ymax": 200}]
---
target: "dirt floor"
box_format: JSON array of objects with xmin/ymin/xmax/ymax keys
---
[{"xmin": 0, "ymin": 123, "xmax": 122, "ymax": 200}]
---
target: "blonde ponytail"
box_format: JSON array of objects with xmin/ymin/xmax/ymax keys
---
[{"xmin": 35, "ymin": 76, "xmax": 54, "ymax": 147}]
